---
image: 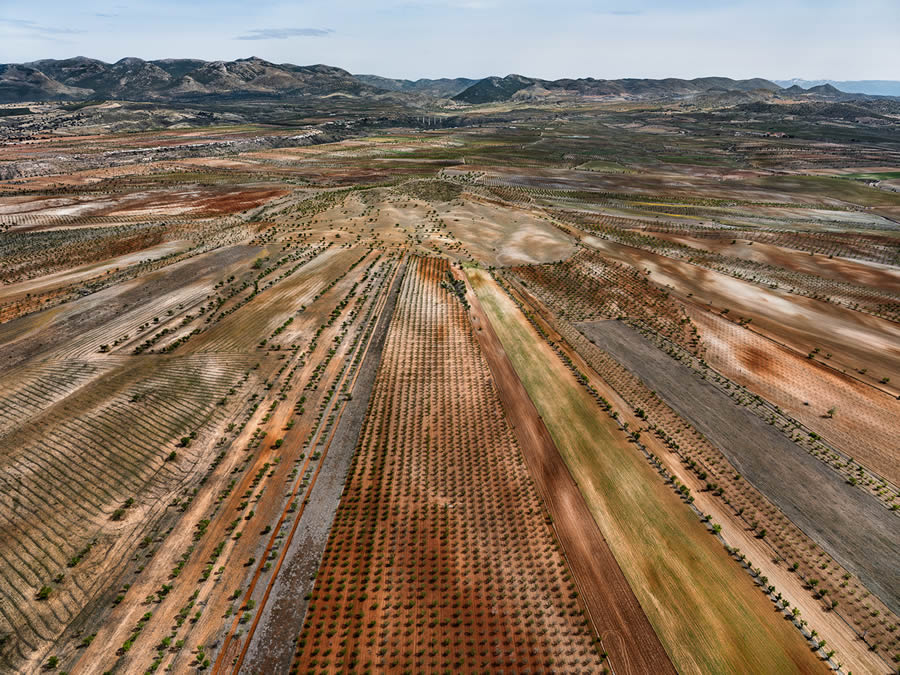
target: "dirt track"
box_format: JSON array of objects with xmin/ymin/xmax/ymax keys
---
[
  {"xmin": 459, "ymin": 268, "xmax": 676, "ymax": 675},
  {"xmin": 236, "ymin": 259, "xmax": 407, "ymax": 673},
  {"xmin": 577, "ymin": 319, "xmax": 900, "ymax": 616}
]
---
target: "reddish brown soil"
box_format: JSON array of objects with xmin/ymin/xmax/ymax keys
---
[
  {"xmin": 73, "ymin": 249, "xmax": 390, "ymax": 674},
  {"xmin": 292, "ymin": 257, "xmax": 606, "ymax": 674},
  {"xmin": 120, "ymin": 186, "xmax": 288, "ymax": 217},
  {"xmin": 1, "ymin": 186, "xmax": 288, "ymax": 220},
  {"xmin": 653, "ymin": 233, "xmax": 900, "ymax": 293},
  {"xmin": 576, "ymin": 318, "xmax": 900, "ymax": 616}
]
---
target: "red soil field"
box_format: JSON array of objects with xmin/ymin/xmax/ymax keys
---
[
  {"xmin": 584, "ymin": 236, "xmax": 900, "ymax": 391},
  {"xmin": 0, "ymin": 185, "xmax": 288, "ymax": 221},
  {"xmin": 293, "ymin": 257, "xmax": 606, "ymax": 674}
]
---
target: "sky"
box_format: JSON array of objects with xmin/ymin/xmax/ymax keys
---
[{"xmin": 1, "ymin": 0, "xmax": 898, "ymax": 81}]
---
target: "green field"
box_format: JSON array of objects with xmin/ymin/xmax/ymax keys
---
[
  {"xmin": 843, "ymin": 171, "xmax": 900, "ymax": 180},
  {"xmin": 755, "ymin": 174, "xmax": 900, "ymax": 207}
]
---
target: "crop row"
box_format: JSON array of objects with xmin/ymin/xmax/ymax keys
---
[
  {"xmin": 531, "ymin": 300, "xmax": 900, "ymax": 663},
  {"xmin": 564, "ymin": 214, "xmax": 900, "ymax": 321},
  {"xmin": 0, "ymin": 223, "xmax": 171, "ymax": 284},
  {"xmin": 0, "ymin": 354, "xmax": 248, "ymax": 671},
  {"xmin": 69, "ymin": 250, "xmax": 397, "ymax": 674},
  {"xmin": 293, "ymin": 257, "xmax": 604, "ymax": 674},
  {"xmin": 511, "ymin": 249, "xmax": 702, "ymax": 356},
  {"xmin": 689, "ymin": 307, "xmax": 900, "ymax": 494},
  {"xmin": 614, "ymin": 218, "xmax": 900, "ymax": 267}
]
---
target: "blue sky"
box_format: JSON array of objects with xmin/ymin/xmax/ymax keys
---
[{"xmin": 1, "ymin": 0, "xmax": 897, "ymax": 80}]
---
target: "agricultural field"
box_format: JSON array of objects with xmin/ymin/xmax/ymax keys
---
[
  {"xmin": 575, "ymin": 319, "xmax": 898, "ymax": 613},
  {"xmin": 467, "ymin": 268, "xmax": 825, "ymax": 674},
  {"xmin": 294, "ymin": 257, "xmax": 607, "ymax": 674},
  {"xmin": 0, "ymin": 89, "xmax": 898, "ymax": 675}
]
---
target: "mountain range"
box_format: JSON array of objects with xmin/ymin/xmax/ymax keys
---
[
  {"xmin": 0, "ymin": 56, "xmax": 877, "ymax": 105},
  {"xmin": 352, "ymin": 74, "xmax": 477, "ymax": 98},
  {"xmin": 450, "ymin": 74, "xmax": 785, "ymax": 103},
  {"xmin": 0, "ymin": 57, "xmax": 372, "ymax": 104},
  {"xmin": 775, "ymin": 79, "xmax": 900, "ymax": 97}
]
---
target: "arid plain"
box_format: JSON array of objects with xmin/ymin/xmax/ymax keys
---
[{"xmin": 1, "ymin": 88, "xmax": 899, "ymax": 675}]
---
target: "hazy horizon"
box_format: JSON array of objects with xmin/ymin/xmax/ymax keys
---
[{"xmin": 13, "ymin": 53, "xmax": 900, "ymax": 86}]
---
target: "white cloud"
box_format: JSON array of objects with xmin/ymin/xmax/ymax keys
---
[{"xmin": 235, "ymin": 28, "xmax": 334, "ymax": 40}]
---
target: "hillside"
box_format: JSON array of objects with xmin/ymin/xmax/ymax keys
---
[
  {"xmin": 353, "ymin": 74, "xmax": 477, "ymax": 97},
  {"xmin": 452, "ymin": 74, "xmax": 784, "ymax": 103},
  {"xmin": 0, "ymin": 57, "xmax": 374, "ymax": 103},
  {"xmin": 1, "ymin": 57, "xmax": 880, "ymax": 108}
]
